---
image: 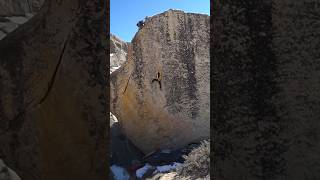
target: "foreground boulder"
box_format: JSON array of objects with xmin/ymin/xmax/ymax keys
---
[
  {"xmin": 110, "ymin": 9, "xmax": 210, "ymax": 154},
  {"xmin": 0, "ymin": 0, "xmax": 107, "ymax": 179},
  {"xmin": 213, "ymin": 0, "xmax": 320, "ymax": 179}
]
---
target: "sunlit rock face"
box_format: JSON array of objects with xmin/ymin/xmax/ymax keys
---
[
  {"xmin": 110, "ymin": 34, "xmax": 129, "ymax": 73},
  {"xmin": 110, "ymin": 9, "xmax": 210, "ymax": 154}
]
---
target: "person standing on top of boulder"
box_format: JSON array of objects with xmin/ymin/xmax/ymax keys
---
[{"xmin": 137, "ymin": 20, "xmax": 144, "ymax": 30}]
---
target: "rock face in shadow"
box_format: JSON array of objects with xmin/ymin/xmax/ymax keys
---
[
  {"xmin": 110, "ymin": 9, "xmax": 210, "ymax": 154},
  {"xmin": 213, "ymin": 0, "xmax": 320, "ymax": 179},
  {"xmin": 0, "ymin": 0, "xmax": 45, "ymax": 40},
  {"xmin": 0, "ymin": 0, "xmax": 44, "ymax": 16},
  {"xmin": 0, "ymin": 159, "xmax": 21, "ymax": 180},
  {"xmin": 110, "ymin": 113, "xmax": 144, "ymax": 169},
  {"xmin": 0, "ymin": 0, "xmax": 108, "ymax": 180}
]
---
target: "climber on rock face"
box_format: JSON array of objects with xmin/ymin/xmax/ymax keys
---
[{"xmin": 152, "ymin": 72, "xmax": 162, "ymax": 90}]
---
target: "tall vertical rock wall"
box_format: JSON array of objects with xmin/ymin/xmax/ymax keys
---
[
  {"xmin": 0, "ymin": 0, "xmax": 107, "ymax": 179},
  {"xmin": 213, "ymin": 0, "xmax": 320, "ymax": 179},
  {"xmin": 110, "ymin": 9, "xmax": 210, "ymax": 154}
]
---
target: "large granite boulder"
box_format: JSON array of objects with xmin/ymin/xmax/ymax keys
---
[
  {"xmin": 110, "ymin": 9, "xmax": 210, "ymax": 154},
  {"xmin": 0, "ymin": 0, "xmax": 108, "ymax": 179}
]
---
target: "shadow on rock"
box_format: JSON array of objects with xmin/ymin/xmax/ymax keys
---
[{"xmin": 110, "ymin": 122, "xmax": 145, "ymax": 172}]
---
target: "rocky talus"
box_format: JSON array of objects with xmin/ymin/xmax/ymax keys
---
[
  {"xmin": 110, "ymin": 9, "xmax": 210, "ymax": 154},
  {"xmin": 213, "ymin": 0, "xmax": 320, "ymax": 179},
  {"xmin": 110, "ymin": 34, "xmax": 130, "ymax": 72}
]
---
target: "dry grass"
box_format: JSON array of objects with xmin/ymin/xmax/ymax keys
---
[{"xmin": 177, "ymin": 139, "xmax": 210, "ymax": 179}]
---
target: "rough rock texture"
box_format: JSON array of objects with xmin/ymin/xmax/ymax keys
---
[
  {"xmin": 110, "ymin": 34, "xmax": 129, "ymax": 68},
  {"xmin": 213, "ymin": 0, "xmax": 320, "ymax": 179},
  {"xmin": 0, "ymin": 0, "xmax": 108, "ymax": 180},
  {"xmin": 0, "ymin": 0, "xmax": 44, "ymax": 40},
  {"xmin": 0, "ymin": 0, "xmax": 44, "ymax": 17},
  {"xmin": 0, "ymin": 159, "xmax": 21, "ymax": 180},
  {"xmin": 110, "ymin": 9, "xmax": 210, "ymax": 154}
]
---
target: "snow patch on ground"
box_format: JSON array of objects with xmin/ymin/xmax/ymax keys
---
[
  {"xmin": 111, "ymin": 165, "xmax": 130, "ymax": 180},
  {"xmin": 110, "ymin": 66, "xmax": 121, "ymax": 74},
  {"xmin": 156, "ymin": 162, "xmax": 182, "ymax": 173},
  {"xmin": 135, "ymin": 162, "xmax": 182, "ymax": 179},
  {"xmin": 136, "ymin": 163, "xmax": 153, "ymax": 178},
  {"xmin": 110, "ymin": 112, "xmax": 118, "ymax": 122},
  {"xmin": 161, "ymin": 149, "xmax": 171, "ymax": 153}
]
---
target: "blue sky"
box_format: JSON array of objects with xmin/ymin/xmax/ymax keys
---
[{"xmin": 110, "ymin": 0, "xmax": 210, "ymax": 42}]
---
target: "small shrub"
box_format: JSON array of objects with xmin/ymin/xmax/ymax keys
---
[{"xmin": 177, "ymin": 139, "xmax": 210, "ymax": 179}]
